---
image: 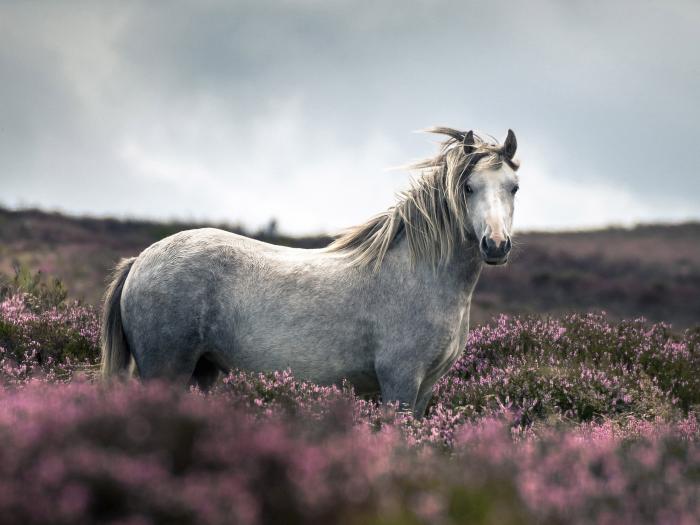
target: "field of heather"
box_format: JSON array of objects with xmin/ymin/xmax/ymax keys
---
[{"xmin": 1, "ymin": 275, "xmax": 698, "ymax": 524}]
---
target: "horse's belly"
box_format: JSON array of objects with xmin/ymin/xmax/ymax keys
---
[{"xmin": 226, "ymin": 322, "xmax": 380, "ymax": 393}]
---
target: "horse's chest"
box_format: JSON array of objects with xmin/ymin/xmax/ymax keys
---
[
  {"xmin": 427, "ymin": 334, "xmax": 463, "ymax": 378},
  {"xmin": 426, "ymin": 308, "xmax": 469, "ymax": 377}
]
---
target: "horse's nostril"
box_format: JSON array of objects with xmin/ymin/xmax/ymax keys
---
[
  {"xmin": 504, "ymin": 237, "xmax": 512, "ymax": 254},
  {"xmin": 480, "ymin": 236, "xmax": 489, "ymax": 253}
]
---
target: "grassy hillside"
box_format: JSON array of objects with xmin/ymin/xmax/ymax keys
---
[{"xmin": 1, "ymin": 207, "xmax": 698, "ymax": 328}]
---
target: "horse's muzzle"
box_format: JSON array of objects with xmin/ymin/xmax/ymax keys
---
[{"xmin": 480, "ymin": 235, "xmax": 511, "ymax": 265}]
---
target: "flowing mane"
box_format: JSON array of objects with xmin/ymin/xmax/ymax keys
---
[{"xmin": 326, "ymin": 127, "xmax": 518, "ymax": 271}]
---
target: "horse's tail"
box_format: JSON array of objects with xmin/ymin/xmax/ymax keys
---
[{"xmin": 100, "ymin": 257, "xmax": 136, "ymax": 379}]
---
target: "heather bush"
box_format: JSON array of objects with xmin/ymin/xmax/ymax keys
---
[
  {"xmin": 214, "ymin": 369, "xmax": 468, "ymax": 449},
  {"xmin": 436, "ymin": 314, "xmax": 699, "ymax": 426},
  {"xmin": 0, "ymin": 263, "xmax": 69, "ymax": 311},
  {"xmin": 0, "ymin": 272, "xmax": 99, "ymax": 383},
  {"xmin": 0, "ymin": 381, "xmax": 697, "ymax": 525},
  {"xmin": 0, "ymin": 382, "xmax": 533, "ymax": 525},
  {"xmin": 453, "ymin": 416, "xmax": 700, "ymax": 524}
]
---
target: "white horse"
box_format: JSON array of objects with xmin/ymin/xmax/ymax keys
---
[{"xmin": 101, "ymin": 127, "xmax": 520, "ymax": 416}]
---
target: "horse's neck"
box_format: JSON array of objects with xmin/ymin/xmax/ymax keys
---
[
  {"xmin": 439, "ymin": 238, "xmax": 484, "ymax": 298},
  {"xmin": 384, "ymin": 235, "xmax": 483, "ymax": 301}
]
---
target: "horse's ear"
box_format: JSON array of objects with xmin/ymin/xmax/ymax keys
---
[
  {"xmin": 463, "ymin": 130, "xmax": 475, "ymax": 155},
  {"xmin": 503, "ymin": 129, "xmax": 517, "ymax": 159}
]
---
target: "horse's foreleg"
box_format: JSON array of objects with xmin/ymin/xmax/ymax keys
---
[
  {"xmin": 413, "ymin": 372, "xmax": 444, "ymax": 418},
  {"xmin": 413, "ymin": 388, "xmax": 433, "ymax": 419},
  {"xmin": 375, "ymin": 362, "xmax": 421, "ymax": 413}
]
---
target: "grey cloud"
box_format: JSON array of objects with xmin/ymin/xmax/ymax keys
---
[{"xmin": 0, "ymin": 0, "xmax": 698, "ymax": 232}]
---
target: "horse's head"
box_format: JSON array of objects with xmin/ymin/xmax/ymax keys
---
[
  {"xmin": 460, "ymin": 129, "xmax": 519, "ymax": 265},
  {"xmin": 328, "ymin": 126, "xmax": 520, "ymax": 271}
]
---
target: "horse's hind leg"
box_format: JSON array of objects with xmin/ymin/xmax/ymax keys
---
[
  {"xmin": 132, "ymin": 344, "xmax": 199, "ymax": 386},
  {"xmin": 190, "ymin": 354, "xmax": 222, "ymax": 391}
]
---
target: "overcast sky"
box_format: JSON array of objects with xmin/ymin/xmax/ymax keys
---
[{"xmin": 1, "ymin": 0, "xmax": 698, "ymax": 234}]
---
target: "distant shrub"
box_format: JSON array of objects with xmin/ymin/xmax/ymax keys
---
[
  {"xmin": 0, "ymin": 263, "xmax": 69, "ymax": 311},
  {"xmin": 0, "ymin": 279, "xmax": 99, "ymax": 383}
]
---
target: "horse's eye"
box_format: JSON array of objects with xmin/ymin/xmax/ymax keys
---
[
  {"xmin": 465, "ymin": 184, "xmax": 474, "ymax": 194},
  {"xmin": 511, "ymin": 185, "xmax": 519, "ymax": 195}
]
